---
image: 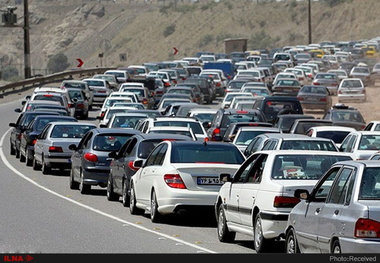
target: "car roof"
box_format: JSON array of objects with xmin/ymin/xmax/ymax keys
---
[
  {"xmin": 91, "ymin": 128, "xmax": 142, "ymax": 134},
  {"xmin": 129, "ymin": 133, "xmax": 192, "ymax": 141},
  {"xmin": 309, "ymin": 125, "xmax": 356, "ymax": 131},
  {"xmin": 48, "ymin": 121, "xmax": 95, "ymax": 126}
]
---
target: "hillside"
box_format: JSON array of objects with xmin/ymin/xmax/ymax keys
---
[{"xmin": 1, "ymin": 0, "xmax": 380, "ymax": 76}]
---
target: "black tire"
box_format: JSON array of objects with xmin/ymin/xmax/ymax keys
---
[
  {"xmin": 41, "ymin": 156, "xmax": 51, "ymax": 175},
  {"xmin": 150, "ymin": 190, "xmax": 162, "ymax": 223},
  {"xmin": 106, "ymin": 174, "xmax": 119, "ymax": 201},
  {"xmin": 79, "ymin": 170, "xmax": 91, "ymax": 194},
  {"xmin": 25, "ymin": 150, "xmax": 33, "ymax": 166},
  {"xmin": 69, "ymin": 168, "xmax": 79, "ymax": 190},
  {"xmin": 19, "ymin": 149, "xmax": 26, "ymax": 162},
  {"xmin": 285, "ymin": 228, "xmax": 300, "ymax": 254},
  {"xmin": 32, "ymin": 157, "xmax": 41, "ymax": 171},
  {"xmin": 129, "ymin": 183, "xmax": 144, "ymax": 215},
  {"xmin": 217, "ymin": 205, "xmax": 236, "ymax": 242},
  {"xmin": 332, "ymin": 239, "xmax": 341, "ymax": 254},
  {"xmin": 254, "ymin": 213, "xmax": 270, "ymax": 253},
  {"xmin": 10, "ymin": 143, "xmax": 15, "ymax": 155},
  {"xmin": 122, "ymin": 180, "xmax": 130, "ymax": 207}
]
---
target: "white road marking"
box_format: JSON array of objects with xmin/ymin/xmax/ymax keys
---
[{"xmin": 0, "ymin": 128, "xmax": 216, "ymax": 254}]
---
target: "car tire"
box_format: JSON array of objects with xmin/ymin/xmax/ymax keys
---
[
  {"xmin": 122, "ymin": 180, "xmax": 130, "ymax": 207},
  {"xmin": 10, "ymin": 143, "xmax": 15, "ymax": 155},
  {"xmin": 69, "ymin": 168, "xmax": 79, "ymax": 190},
  {"xmin": 332, "ymin": 239, "xmax": 341, "ymax": 254},
  {"xmin": 129, "ymin": 183, "xmax": 144, "ymax": 215},
  {"xmin": 254, "ymin": 213, "xmax": 270, "ymax": 253},
  {"xmin": 285, "ymin": 228, "xmax": 300, "ymax": 254},
  {"xmin": 150, "ymin": 189, "xmax": 162, "ymax": 223},
  {"xmin": 41, "ymin": 156, "xmax": 51, "ymax": 175},
  {"xmin": 217, "ymin": 205, "xmax": 236, "ymax": 243},
  {"xmin": 32, "ymin": 157, "xmax": 41, "ymax": 171},
  {"xmin": 106, "ymin": 174, "xmax": 119, "ymax": 201},
  {"xmin": 19, "ymin": 149, "xmax": 26, "ymax": 162},
  {"xmin": 79, "ymin": 170, "xmax": 91, "ymax": 194},
  {"xmin": 26, "ymin": 149, "xmax": 33, "ymax": 166}
]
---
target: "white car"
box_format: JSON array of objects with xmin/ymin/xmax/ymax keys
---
[
  {"xmin": 215, "ymin": 150, "xmax": 352, "ymax": 253},
  {"xmin": 129, "ymin": 140, "xmax": 246, "ymax": 222},
  {"xmin": 337, "ymin": 78, "xmax": 366, "ymax": 103},
  {"xmin": 340, "ymin": 130, "xmax": 380, "ymax": 160},
  {"xmin": 220, "ymin": 92, "xmax": 253, "ymax": 109},
  {"xmin": 135, "ymin": 116, "xmax": 208, "ymax": 141},
  {"xmin": 305, "ymin": 125, "xmax": 356, "ymax": 148}
]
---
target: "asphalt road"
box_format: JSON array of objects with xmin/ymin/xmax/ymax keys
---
[{"xmin": 0, "ymin": 96, "xmax": 269, "ymax": 254}]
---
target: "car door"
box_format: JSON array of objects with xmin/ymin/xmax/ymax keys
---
[
  {"xmin": 294, "ymin": 166, "xmax": 341, "ymax": 253},
  {"xmin": 238, "ymin": 154, "xmax": 268, "ymax": 227},
  {"xmin": 34, "ymin": 124, "xmax": 52, "ymax": 164},
  {"xmin": 224, "ymin": 153, "xmax": 260, "ymax": 225},
  {"xmin": 317, "ymin": 167, "xmax": 356, "ymax": 253},
  {"xmin": 116, "ymin": 138, "xmax": 137, "ymax": 192},
  {"xmin": 71, "ymin": 131, "xmax": 92, "ymax": 180},
  {"xmin": 134, "ymin": 144, "xmax": 165, "ymax": 206}
]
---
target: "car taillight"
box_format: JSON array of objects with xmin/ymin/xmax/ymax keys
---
[
  {"xmin": 49, "ymin": 146, "xmax": 63, "ymax": 152},
  {"xmin": 362, "ymin": 89, "xmax": 366, "ymax": 94},
  {"xmin": 32, "ymin": 139, "xmax": 37, "ymax": 146},
  {"xmin": 355, "ymin": 218, "xmax": 380, "ymax": 238},
  {"xmin": 211, "ymin": 128, "xmax": 220, "ymax": 141},
  {"xmin": 273, "ymin": 196, "xmax": 300, "ymax": 208},
  {"xmin": 142, "ymin": 98, "xmax": 148, "ymax": 105},
  {"xmin": 164, "ymin": 174, "xmax": 186, "ymax": 189},
  {"xmin": 84, "ymin": 153, "xmax": 98, "ymax": 163},
  {"xmin": 165, "ymin": 82, "xmax": 170, "ymax": 87},
  {"xmin": 68, "ymin": 103, "xmax": 74, "ymax": 108},
  {"xmin": 216, "ymin": 82, "xmax": 221, "ymax": 87},
  {"xmin": 128, "ymin": 160, "xmax": 140, "ymax": 171},
  {"xmin": 313, "ymin": 82, "xmax": 320, "ymax": 85},
  {"xmin": 331, "ymin": 83, "xmax": 338, "ymax": 86},
  {"xmin": 297, "ymin": 96, "xmax": 304, "ymax": 101},
  {"xmin": 98, "ymin": 90, "xmax": 106, "ymax": 93},
  {"xmin": 77, "ymin": 103, "xmax": 85, "ymax": 109},
  {"xmin": 320, "ymin": 97, "xmax": 327, "ymax": 102}
]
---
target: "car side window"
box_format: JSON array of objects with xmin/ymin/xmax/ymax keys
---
[
  {"xmin": 78, "ymin": 132, "xmax": 92, "ymax": 150},
  {"xmin": 246, "ymin": 155, "xmax": 267, "ymax": 183},
  {"xmin": 144, "ymin": 144, "xmax": 163, "ymax": 167},
  {"xmin": 233, "ymin": 154, "xmax": 261, "ymax": 183},
  {"xmin": 153, "ymin": 144, "xmax": 168, "ymax": 166},
  {"xmin": 327, "ymin": 168, "xmax": 355, "ymax": 205},
  {"xmin": 312, "ymin": 167, "xmax": 341, "ymax": 202},
  {"xmin": 40, "ymin": 124, "xmax": 52, "ymax": 139},
  {"xmin": 123, "ymin": 138, "xmax": 137, "ymax": 157},
  {"xmin": 340, "ymin": 134, "xmax": 352, "ymax": 152}
]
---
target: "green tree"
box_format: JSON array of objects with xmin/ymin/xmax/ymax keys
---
[{"xmin": 47, "ymin": 52, "xmax": 70, "ymax": 73}]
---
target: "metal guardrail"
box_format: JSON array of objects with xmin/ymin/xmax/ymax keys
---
[{"xmin": 0, "ymin": 67, "xmax": 116, "ymax": 95}]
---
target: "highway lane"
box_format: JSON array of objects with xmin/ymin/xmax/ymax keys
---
[{"xmin": 0, "ymin": 97, "xmax": 259, "ymax": 254}]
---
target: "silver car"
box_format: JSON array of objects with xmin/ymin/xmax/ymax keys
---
[
  {"xmin": 285, "ymin": 160, "xmax": 380, "ymax": 253},
  {"xmin": 33, "ymin": 122, "xmax": 96, "ymax": 174}
]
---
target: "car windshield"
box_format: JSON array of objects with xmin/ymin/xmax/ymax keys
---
[
  {"xmin": 279, "ymin": 140, "xmax": 337, "ymax": 151},
  {"xmin": 271, "ymin": 155, "xmax": 351, "ymax": 180},
  {"xmin": 92, "ymin": 134, "xmax": 131, "ymax": 151},
  {"xmin": 331, "ymin": 111, "xmax": 364, "ymax": 122},
  {"xmin": 51, "ymin": 124, "xmax": 94, "ymax": 138},
  {"xmin": 171, "ymin": 144, "xmax": 245, "ymax": 164},
  {"xmin": 358, "ymin": 135, "xmax": 380, "ymax": 150},
  {"xmin": 359, "ymin": 167, "xmax": 380, "ymax": 200},
  {"xmin": 316, "ymin": 131, "xmax": 352, "ymax": 144},
  {"xmin": 154, "ymin": 121, "xmax": 203, "ymax": 134}
]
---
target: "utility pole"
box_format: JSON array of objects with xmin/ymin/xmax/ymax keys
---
[
  {"xmin": 24, "ymin": 0, "xmax": 31, "ymax": 79},
  {"xmin": 308, "ymin": 0, "xmax": 312, "ymax": 44}
]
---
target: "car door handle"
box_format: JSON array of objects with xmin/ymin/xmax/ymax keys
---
[
  {"xmin": 334, "ymin": 209, "xmax": 339, "ymax": 215},
  {"xmin": 315, "ymin": 207, "xmax": 321, "ymax": 214}
]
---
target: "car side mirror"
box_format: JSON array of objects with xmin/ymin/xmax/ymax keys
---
[
  {"xmin": 14, "ymin": 108, "xmax": 21, "ymax": 113},
  {"xmin": 294, "ymin": 189, "xmax": 310, "ymax": 200},
  {"xmin": 134, "ymin": 159, "xmax": 144, "ymax": 168},
  {"xmin": 9, "ymin": 123, "xmax": 17, "ymax": 127},
  {"xmin": 219, "ymin": 173, "xmax": 233, "ymax": 183},
  {"xmin": 202, "ymin": 121, "xmax": 211, "ymax": 129},
  {"xmin": 108, "ymin": 151, "xmax": 118, "ymax": 159},
  {"xmin": 68, "ymin": 144, "xmax": 77, "ymax": 151}
]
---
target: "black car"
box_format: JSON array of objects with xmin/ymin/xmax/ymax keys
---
[
  {"xmin": 207, "ymin": 108, "xmax": 267, "ymax": 141},
  {"xmin": 184, "ymin": 76, "xmax": 214, "ymax": 104},
  {"xmin": 222, "ymin": 121, "xmax": 273, "ymax": 142},
  {"xmin": 106, "ymin": 133, "xmax": 192, "ymax": 206},
  {"xmin": 69, "ymin": 128, "xmax": 141, "ymax": 194},
  {"xmin": 273, "ymin": 114, "xmax": 315, "ymax": 133},
  {"xmin": 9, "ymin": 111, "xmax": 60, "ymax": 158},
  {"xmin": 251, "ymin": 96, "xmax": 304, "ymax": 124},
  {"xmin": 19, "ymin": 115, "xmax": 77, "ymax": 166},
  {"xmin": 66, "ymin": 87, "xmax": 89, "ymax": 119},
  {"xmin": 322, "ymin": 103, "xmax": 366, "ymax": 131}
]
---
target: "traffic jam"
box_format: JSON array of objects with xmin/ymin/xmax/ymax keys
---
[{"xmin": 7, "ymin": 37, "xmax": 380, "ymax": 254}]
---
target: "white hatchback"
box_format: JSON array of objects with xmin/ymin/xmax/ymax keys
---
[{"xmin": 337, "ymin": 78, "xmax": 366, "ymax": 103}]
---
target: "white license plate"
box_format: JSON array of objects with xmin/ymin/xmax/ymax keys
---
[{"xmin": 197, "ymin": 177, "xmax": 222, "ymax": 185}]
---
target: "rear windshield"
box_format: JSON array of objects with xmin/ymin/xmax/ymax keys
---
[
  {"xmin": 359, "ymin": 167, "xmax": 380, "ymax": 200},
  {"xmin": 271, "ymin": 155, "xmax": 352, "ymax": 180},
  {"xmin": 33, "ymin": 95, "xmax": 64, "ymax": 105},
  {"xmin": 171, "ymin": 144, "xmax": 245, "ymax": 164},
  {"xmin": 35, "ymin": 117, "xmax": 76, "ymax": 132},
  {"xmin": 221, "ymin": 113, "xmax": 264, "ymax": 127},
  {"xmin": 154, "ymin": 121, "xmax": 203, "ymax": 134},
  {"xmin": 51, "ymin": 124, "xmax": 94, "ymax": 138},
  {"xmin": 278, "ymin": 140, "xmax": 337, "ymax": 151},
  {"xmin": 92, "ymin": 134, "xmax": 131, "ymax": 152},
  {"xmin": 316, "ymin": 131, "xmax": 352, "ymax": 144}
]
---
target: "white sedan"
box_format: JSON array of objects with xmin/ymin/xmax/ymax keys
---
[{"xmin": 129, "ymin": 140, "xmax": 246, "ymax": 223}]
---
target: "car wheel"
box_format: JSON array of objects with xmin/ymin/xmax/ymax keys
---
[
  {"xmin": 217, "ymin": 204, "xmax": 236, "ymax": 243},
  {"xmin": 15, "ymin": 148, "xmax": 20, "ymax": 159},
  {"xmin": 10, "ymin": 143, "xmax": 15, "ymax": 155},
  {"xmin": 41, "ymin": 156, "xmax": 51, "ymax": 175},
  {"xmin": 254, "ymin": 213, "xmax": 270, "ymax": 253},
  {"xmin": 122, "ymin": 180, "xmax": 130, "ymax": 207},
  {"xmin": 332, "ymin": 239, "xmax": 341, "ymax": 254},
  {"xmin": 69, "ymin": 168, "xmax": 79, "ymax": 190},
  {"xmin": 19, "ymin": 148, "xmax": 26, "ymax": 162},
  {"xmin": 79, "ymin": 170, "xmax": 91, "ymax": 194},
  {"xmin": 32, "ymin": 157, "xmax": 41, "ymax": 171},
  {"xmin": 129, "ymin": 183, "xmax": 144, "ymax": 215},
  {"xmin": 150, "ymin": 189, "xmax": 162, "ymax": 223},
  {"xmin": 285, "ymin": 228, "xmax": 300, "ymax": 254},
  {"xmin": 106, "ymin": 174, "xmax": 119, "ymax": 201},
  {"xmin": 26, "ymin": 149, "xmax": 33, "ymax": 166}
]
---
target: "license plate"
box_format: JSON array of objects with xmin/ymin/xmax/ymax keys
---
[{"xmin": 197, "ymin": 177, "xmax": 222, "ymax": 185}]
